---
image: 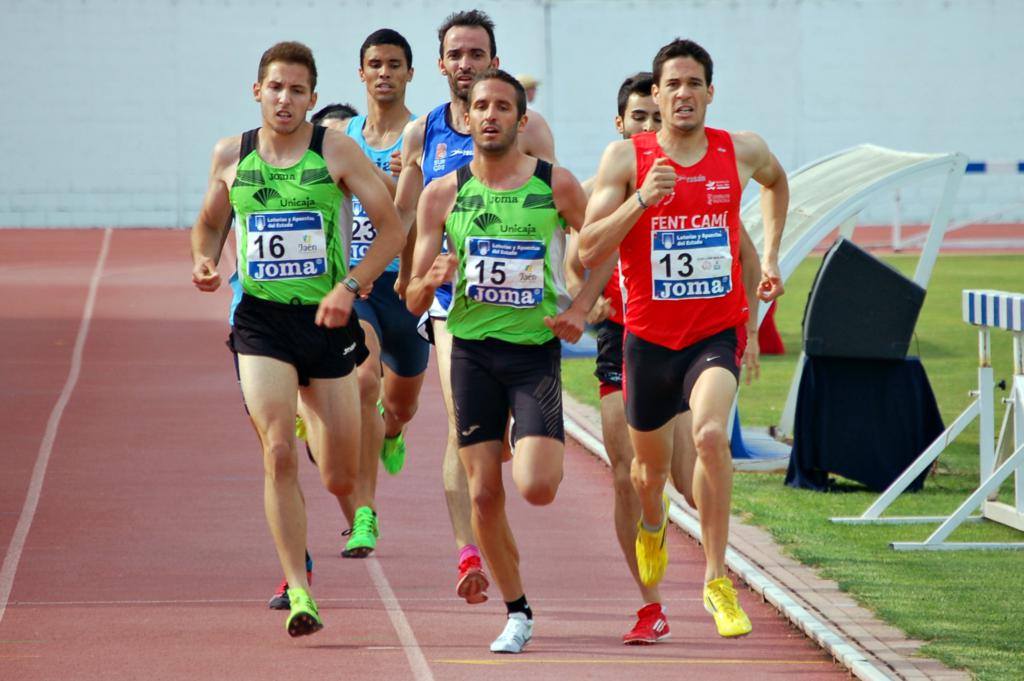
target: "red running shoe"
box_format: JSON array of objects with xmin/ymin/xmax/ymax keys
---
[
  {"xmin": 456, "ymin": 555, "xmax": 489, "ymax": 604},
  {"xmin": 622, "ymin": 603, "xmax": 670, "ymax": 645}
]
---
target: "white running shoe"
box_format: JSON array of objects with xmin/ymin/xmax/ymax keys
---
[{"xmin": 489, "ymin": 612, "xmax": 533, "ymax": 653}]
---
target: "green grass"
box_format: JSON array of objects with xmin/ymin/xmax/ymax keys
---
[{"xmin": 562, "ymin": 255, "xmax": 1024, "ymax": 680}]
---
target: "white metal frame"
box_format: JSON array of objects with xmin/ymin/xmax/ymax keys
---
[
  {"xmin": 745, "ymin": 147, "xmax": 969, "ymax": 440},
  {"xmin": 832, "ymin": 291, "xmax": 1024, "ymax": 550}
]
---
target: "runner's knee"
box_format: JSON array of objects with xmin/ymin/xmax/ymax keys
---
[
  {"xmin": 630, "ymin": 456, "xmax": 668, "ymax": 493},
  {"xmin": 321, "ymin": 467, "xmax": 355, "ymax": 498},
  {"xmin": 518, "ymin": 478, "xmax": 558, "ymax": 506},
  {"xmin": 263, "ymin": 440, "xmax": 298, "ymax": 482},
  {"xmin": 469, "ymin": 479, "xmax": 504, "ymax": 514},
  {"xmin": 612, "ymin": 459, "xmax": 634, "ymax": 499},
  {"xmin": 694, "ymin": 421, "xmax": 729, "ymax": 458},
  {"xmin": 383, "ymin": 394, "xmax": 418, "ymax": 425},
  {"xmin": 357, "ymin": 366, "xmax": 381, "ymax": 409}
]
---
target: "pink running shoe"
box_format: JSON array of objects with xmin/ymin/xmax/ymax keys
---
[{"xmin": 456, "ymin": 555, "xmax": 489, "ymax": 604}]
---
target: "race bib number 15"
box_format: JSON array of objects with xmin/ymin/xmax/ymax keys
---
[
  {"xmin": 246, "ymin": 211, "xmax": 327, "ymax": 281},
  {"xmin": 465, "ymin": 237, "xmax": 545, "ymax": 308},
  {"xmin": 651, "ymin": 227, "xmax": 732, "ymax": 300}
]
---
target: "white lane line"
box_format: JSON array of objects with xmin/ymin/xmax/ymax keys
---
[
  {"xmin": 0, "ymin": 228, "xmax": 112, "ymax": 626},
  {"xmin": 365, "ymin": 556, "xmax": 435, "ymax": 681}
]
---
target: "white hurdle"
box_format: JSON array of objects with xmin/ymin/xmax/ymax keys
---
[{"xmin": 832, "ymin": 289, "xmax": 1024, "ymax": 550}]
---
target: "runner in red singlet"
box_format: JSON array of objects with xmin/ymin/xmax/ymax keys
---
[
  {"xmin": 579, "ymin": 38, "xmax": 788, "ymax": 639},
  {"xmin": 566, "ymin": 71, "xmax": 764, "ymax": 644}
]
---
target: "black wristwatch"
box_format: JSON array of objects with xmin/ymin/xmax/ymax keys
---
[{"xmin": 342, "ymin": 275, "xmax": 361, "ymax": 295}]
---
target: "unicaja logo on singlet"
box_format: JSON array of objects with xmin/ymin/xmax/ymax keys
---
[{"xmin": 253, "ymin": 188, "xmax": 282, "ymax": 207}]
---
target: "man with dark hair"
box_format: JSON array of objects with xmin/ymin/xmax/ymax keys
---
[
  {"xmin": 407, "ymin": 69, "xmax": 603, "ymax": 654},
  {"xmin": 436, "ymin": 9, "xmax": 496, "ymax": 60},
  {"xmin": 392, "ymin": 8, "xmax": 557, "ymax": 607},
  {"xmin": 580, "ymin": 38, "xmax": 787, "ymax": 639},
  {"xmin": 190, "ymin": 40, "xmax": 404, "ymax": 637},
  {"xmin": 567, "ymin": 71, "xmax": 764, "ymax": 644},
  {"xmin": 333, "ymin": 27, "xmax": 425, "ymax": 561},
  {"xmin": 312, "ymin": 102, "xmax": 360, "ymax": 130}
]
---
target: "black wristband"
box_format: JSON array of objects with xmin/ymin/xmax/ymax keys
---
[{"xmin": 636, "ymin": 190, "xmax": 649, "ymax": 209}]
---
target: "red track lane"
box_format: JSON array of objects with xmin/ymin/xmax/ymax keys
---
[{"xmin": 1, "ymin": 229, "xmax": 845, "ymax": 680}]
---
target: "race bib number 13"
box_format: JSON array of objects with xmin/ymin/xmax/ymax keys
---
[
  {"xmin": 246, "ymin": 211, "xmax": 327, "ymax": 281},
  {"xmin": 651, "ymin": 227, "xmax": 732, "ymax": 300},
  {"xmin": 465, "ymin": 237, "xmax": 545, "ymax": 308}
]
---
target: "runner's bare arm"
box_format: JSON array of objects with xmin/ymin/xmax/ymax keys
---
[
  {"xmin": 519, "ymin": 110, "xmax": 557, "ymax": 164},
  {"xmin": 405, "ymin": 175, "xmax": 456, "ymax": 317},
  {"xmin": 580, "ymin": 175, "xmax": 596, "ymax": 199},
  {"xmin": 564, "ymin": 231, "xmax": 586, "ymax": 296},
  {"xmin": 395, "ymin": 221, "xmax": 417, "ymax": 300},
  {"xmin": 734, "ymin": 131, "xmax": 788, "ymax": 301},
  {"xmin": 318, "ymin": 131, "xmax": 405, "ymax": 327},
  {"xmin": 374, "ymin": 165, "xmax": 397, "ymax": 197},
  {"xmin": 577, "ymin": 140, "xmax": 643, "ymax": 268},
  {"xmin": 394, "ymin": 117, "xmax": 427, "ymax": 299},
  {"xmin": 565, "ymin": 232, "xmax": 613, "ymax": 324},
  {"xmin": 394, "ymin": 117, "xmax": 426, "ymax": 232},
  {"xmin": 190, "ymin": 136, "xmax": 239, "ymax": 292},
  {"xmin": 738, "ymin": 223, "xmax": 761, "ymax": 383},
  {"xmin": 545, "ymin": 168, "xmax": 609, "ymax": 342}
]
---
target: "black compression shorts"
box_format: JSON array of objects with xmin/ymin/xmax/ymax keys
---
[
  {"xmin": 624, "ymin": 327, "xmax": 741, "ymax": 431},
  {"xmin": 594, "ymin": 319, "xmax": 625, "ymax": 395},
  {"xmin": 451, "ymin": 336, "xmax": 564, "ymax": 447}
]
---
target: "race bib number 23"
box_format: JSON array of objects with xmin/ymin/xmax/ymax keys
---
[
  {"xmin": 246, "ymin": 211, "xmax": 327, "ymax": 281},
  {"xmin": 651, "ymin": 227, "xmax": 732, "ymax": 300}
]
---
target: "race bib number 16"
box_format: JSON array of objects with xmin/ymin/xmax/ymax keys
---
[
  {"xmin": 246, "ymin": 211, "xmax": 327, "ymax": 281},
  {"xmin": 465, "ymin": 237, "xmax": 545, "ymax": 308},
  {"xmin": 651, "ymin": 227, "xmax": 732, "ymax": 300}
]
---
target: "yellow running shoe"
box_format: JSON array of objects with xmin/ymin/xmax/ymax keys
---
[
  {"xmin": 285, "ymin": 587, "xmax": 323, "ymax": 637},
  {"xmin": 635, "ymin": 493, "xmax": 670, "ymax": 587},
  {"xmin": 295, "ymin": 415, "xmax": 307, "ymax": 441},
  {"xmin": 703, "ymin": 576, "xmax": 752, "ymax": 637}
]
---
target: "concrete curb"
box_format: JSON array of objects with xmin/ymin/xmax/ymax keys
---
[{"xmin": 563, "ymin": 393, "xmax": 970, "ymax": 681}]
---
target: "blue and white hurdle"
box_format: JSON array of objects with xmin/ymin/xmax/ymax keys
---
[{"xmin": 832, "ymin": 289, "xmax": 1024, "ymax": 550}]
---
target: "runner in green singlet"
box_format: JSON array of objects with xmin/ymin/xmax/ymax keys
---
[
  {"xmin": 190, "ymin": 41, "xmax": 404, "ymax": 638},
  {"xmin": 407, "ymin": 69, "xmax": 608, "ymax": 654}
]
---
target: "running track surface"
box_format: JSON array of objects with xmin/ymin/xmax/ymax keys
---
[{"xmin": 1, "ymin": 229, "xmax": 846, "ymax": 680}]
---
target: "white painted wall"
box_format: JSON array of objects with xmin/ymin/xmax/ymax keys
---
[{"xmin": 2, "ymin": 0, "xmax": 1021, "ymax": 227}]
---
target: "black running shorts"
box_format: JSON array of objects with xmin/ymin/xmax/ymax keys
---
[
  {"xmin": 229, "ymin": 293, "xmax": 369, "ymax": 386},
  {"xmin": 624, "ymin": 327, "xmax": 741, "ymax": 432},
  {"xmin": 594, "ymin": 319, "xmax": 625, "ymax": 394},
  {"xmin": 354, "ymin": 271, "xmax": 430, "ymax": 378},
  {"xmin": 451, "ymin": 336, "xmax": 564, "ymax": 448}
]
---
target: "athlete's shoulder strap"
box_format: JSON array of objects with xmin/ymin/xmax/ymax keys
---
[
  {"xmin": 309, "ymin": 124, "xmax": 327, "ymax": 157},
  {"xmin": 532, "ymin": 159, "xmax": 553, "ymax": 188},
  {"xmin": 705, "ymin": 126, "xmax": 736, "ymax": 154},
  {"xmin": 456, "ymin": 163, "xmax": 474, "ymax": 190},
  {"xmin": 631, "ymin": 130, "xmax": 658, "ymax": 152},
  {"xmin": 239, "ymin": 128, "xmax": 259, "ymax": 162}
]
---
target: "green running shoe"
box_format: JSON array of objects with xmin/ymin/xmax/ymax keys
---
[
  {"xmin": 377, "ymin": 400, "xmax": 407, "ymax": 475},
  {"xmin": 285, "ymin": 587, "xmax": 323, "ymax": 637},
  {"xmin": 380, "ymin": 433, "xmax": 407, "ymax": 475},
  {"xmin": 342, "ymin": 506, "xmax": 378, "ymax": 558}
]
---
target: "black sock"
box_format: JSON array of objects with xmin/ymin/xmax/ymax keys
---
[{"xmin": 505, "ymin": 595, "xmax": 532, "ymax": 621}]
